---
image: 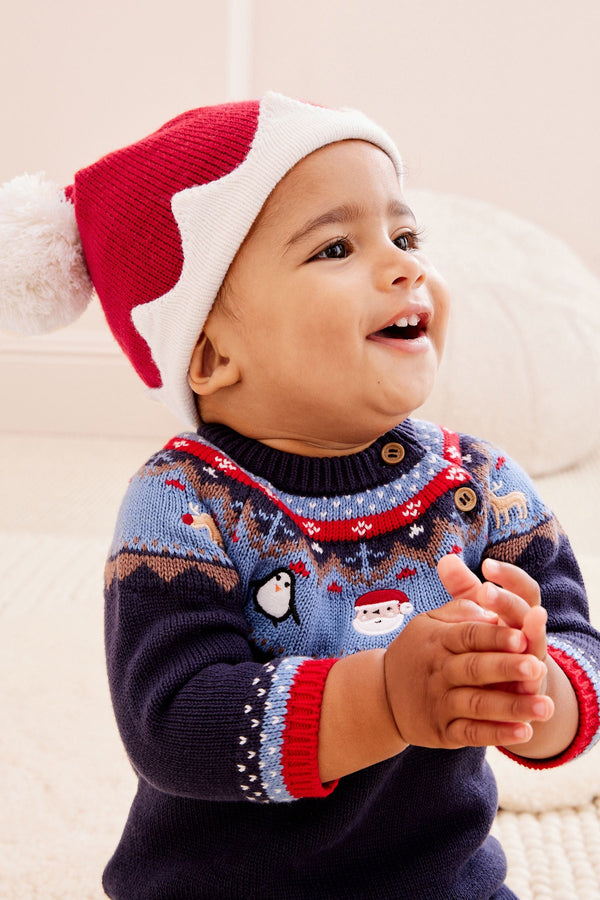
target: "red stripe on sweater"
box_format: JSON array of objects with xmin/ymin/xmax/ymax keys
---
[
  {"xmin": 280, "ymin": 658, "xmax": 339, "ymax": 799},
  {"xmin": 164, "ymin": 434, "xmax": 471, "ymax": 542},
  {"xmin": 441, "ymin": 427, "xmax": 463, "ymax": 464}
]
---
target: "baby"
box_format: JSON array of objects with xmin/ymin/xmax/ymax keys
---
[{"xmin": 2, "ymin": 92, "xmax": 599, "ymax": 899}]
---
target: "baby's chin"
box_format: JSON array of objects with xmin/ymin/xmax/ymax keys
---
[{"xmin": 201, "ymin": 394, "xmax": 419, "ymax": 455}]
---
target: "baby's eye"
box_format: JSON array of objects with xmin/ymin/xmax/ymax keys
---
[
  {"xmin": 393, "ymin": 231, "xmax": 421, "ymax": 252},
  {"xmin": 313, "ymin": 240, "xmax": 350, "ymax": 260}
]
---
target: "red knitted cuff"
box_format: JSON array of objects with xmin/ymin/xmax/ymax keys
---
[
  {"xmin": 280, "ymin": 658, "xmax": 339, "ymax": 798},
  {"xmin": 499, "ymin": 644, "xmax": 600, "ymax": 770}
]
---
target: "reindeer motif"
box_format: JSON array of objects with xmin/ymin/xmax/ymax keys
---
[
  {"xmin": 181, "ymin": 505, "xmax": 225, "ymax": 547},
  {"xmin": 489, "ymin": 490, "xmax": 528, "ymax": 528}
]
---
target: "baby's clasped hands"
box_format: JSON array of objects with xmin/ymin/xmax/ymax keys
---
[
  {"xmin": 382, "ymin": 554, "xmax": 553, "ymax": 751},
  {"xmin": 442, "ymin": 554, "xmax": 551, "ymax": 696}
]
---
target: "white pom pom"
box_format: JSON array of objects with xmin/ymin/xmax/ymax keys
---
[{"xmin": 0, "ymin": 172, "xmax": 94, "ymax": 335}]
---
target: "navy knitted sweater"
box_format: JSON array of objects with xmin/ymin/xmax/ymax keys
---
[{"xmin": 103, "ymin": 418, "xmax": 600, "ymax": 899}]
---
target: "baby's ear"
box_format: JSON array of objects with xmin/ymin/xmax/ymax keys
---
[{"xmin": 188, "ymin": 332, "xmax": 241, "ymax": 396}]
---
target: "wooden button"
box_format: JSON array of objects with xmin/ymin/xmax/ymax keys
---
[
  {"xmin": 381, "ymin": 442, "xmax": 405, "ymax": 464},
  {"xmin": 454, "ymin": 486, "xmax": 477, "ymax": 513}
]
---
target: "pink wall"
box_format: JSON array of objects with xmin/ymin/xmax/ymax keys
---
[
  {"xmin": 252, "ymin": 1, "xmax": 600, "ymax": 279},
  {"xmin": 2, "ymin": 1, "xmax": 598, "ymax": 275}
]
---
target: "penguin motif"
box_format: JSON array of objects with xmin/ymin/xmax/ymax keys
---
[{"xmin": 251, "ymin": 568, "xmax": 299, "ymax": 626}]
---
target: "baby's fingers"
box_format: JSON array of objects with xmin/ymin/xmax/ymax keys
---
[
  {"xmin": 479, "ymin": 582, "xmax": 531, "ymax": 629},
  {"xmin": 522, "ymin": 604, "xmax": 548, "ymax": 667},
  {"xmin": 429, "ymin": 598, "xmax": 499, "ymax": 625},
  {"xmin": 448, "ymin": 687, "xmax": 553, "ymax": 731},
  {"xmin": 478, "ymin": 583, "xmax": 548, "ymax": 667},
  {"xmin": 441, "ymin": 619, "xmax": 527, "ymax": 655},
  {"xmin": 444, "ymin": 651, "xmax": 546, "ymax": 688},
  {"xmin": 447, "ymin": 719, "xmax": 534, "ymax": 748},
  {"xmin": 443, "ymin": 687, "xmax": 553, "ymax": 747},
  {"xmin": 482, "ymin": 558, "xmax": 541, "ymax": 608},
  {"xmin": 437, "ymin": 554, "xmax": 482, "ymax": 605}
]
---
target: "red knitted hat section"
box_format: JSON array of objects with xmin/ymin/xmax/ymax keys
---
[
  {"xmin": 71, "ymin": 100, "xmax": 261, "ymax": 388},
  {"xmin": 353, "ymin": 589, "xmax": 410, "ymax": 608}
]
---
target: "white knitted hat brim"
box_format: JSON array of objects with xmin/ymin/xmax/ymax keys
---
[{"xmin": 132, "ymin": 92, "xmax": 403, "ymax": 426}]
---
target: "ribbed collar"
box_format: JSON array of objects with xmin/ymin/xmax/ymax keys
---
[{"xmin": 196, "ymin": 419, "xmax": 426, "ymax": 497}]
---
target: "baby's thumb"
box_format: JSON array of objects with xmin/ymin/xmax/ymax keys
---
[
  {"xmin": 437, "ymin": 554, "xmax": 483, "ymax": 605},
  {"xmin": 429, "ymin": 597, "xmax": 498, "ymax": 624}
]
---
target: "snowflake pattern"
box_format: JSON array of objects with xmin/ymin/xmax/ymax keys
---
[{"xmin": 235, "ymin": 659, "xmax": 306, "ymax": 803}]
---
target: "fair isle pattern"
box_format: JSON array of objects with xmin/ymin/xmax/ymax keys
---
[
  {"xmin": 235, "ymin": 662, "xmax": 273, "ymax": 802},
  {"xmin": 232, "ymin": 657, "xmax": 336, "ymax": 803},
  {"xmin": 254, "ymin": 657, "xmax": 337, "ymax": 802},
  {"xmin": 163, "ymin": 426, "xmax": 471, "ymax": 542},
  {"xmin": 105, "ymin": 419, "xmax": 600, "ymax": 804},
  {"xmin": 258, "ymin": 658, "xmax": 303, "ymax": 802}
]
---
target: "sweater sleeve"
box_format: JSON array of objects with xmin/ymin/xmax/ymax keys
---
[
  {"xmin": 104, "ymin": 453, "xmax": 338, "ymax": 803},
  {"xmin": 479, "ymin": 446, "xmax": 600, "ymax": 769}
]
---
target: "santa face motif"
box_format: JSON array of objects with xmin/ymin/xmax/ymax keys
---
[
  {"xmin": 251, "ymin": 569, "xmax": 299, "ymax": 626},
  {"xmin": 352, "ymin": 589, "xmax": 413, "ymax": 636}
]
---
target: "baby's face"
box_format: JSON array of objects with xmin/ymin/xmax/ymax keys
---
[{"xmin": 198, "ymin": 139, "xmax": 450, "ymax": 455}]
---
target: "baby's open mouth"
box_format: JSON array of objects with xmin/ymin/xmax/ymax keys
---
[{"xmin": 373, "ymin": 313, "xmax": 429, "ymax": 341}]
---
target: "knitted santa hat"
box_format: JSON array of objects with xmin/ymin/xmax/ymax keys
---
[
  {"xmin": 354, "ymin": 589, "xmax": 412, "ymax": 611},
  {"xmin": 0, "ymin": 92, "xmax": 402, "ymax": 426}
]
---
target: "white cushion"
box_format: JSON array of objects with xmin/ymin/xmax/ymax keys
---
[{"xmin": 408, "ymin": 189, "xmax": 600, "ymax": 476}]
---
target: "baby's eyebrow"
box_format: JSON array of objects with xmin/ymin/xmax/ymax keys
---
[{"xmin": 284, "ymin": 200, "xmax": 415, "ymax": 250}]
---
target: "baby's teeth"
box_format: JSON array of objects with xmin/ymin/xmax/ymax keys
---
[
  {"xmin": 395, "ymin": 317, "xmax": 408, "ymax": 328},
  {"xmin": 408, "ymin": 314, "xmax": 420, "ymax": 327}
]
